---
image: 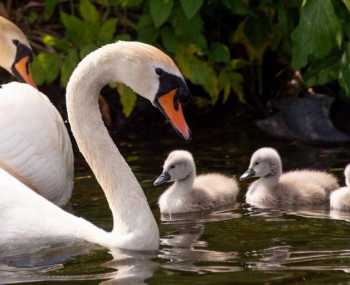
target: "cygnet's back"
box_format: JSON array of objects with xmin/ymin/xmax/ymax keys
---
[
  {"xmin": 241, "ymin": 147, "xmax": 339, "ymax": 209},
  {"xmin": 330, "ymin": 164, "xmax": 350, "ymax": 211},
  {"xmin": 154, "ymin": 150, "xmax": 239, "ymax": 214}
]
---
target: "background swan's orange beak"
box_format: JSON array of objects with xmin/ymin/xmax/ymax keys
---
[
  {"xmin": 14, "ymin": 56, "xmax": 36, "ymax": 87},
  {"xmin": 158, "ymin": 89, "xmax": 191, "ymax": 140}
]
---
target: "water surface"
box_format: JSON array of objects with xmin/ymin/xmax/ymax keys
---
[{"xmin": 2, "ymin": 123, "xmax": 350, "ymax": 285}]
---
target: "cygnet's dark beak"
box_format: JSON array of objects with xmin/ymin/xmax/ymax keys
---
[
  {"xmin": 240, "ymin": 168, "xmax": 256, "ymax": 181},
  {"xmin": 153, "ymin": 171, "xmax": 171, "ymax": 186}
]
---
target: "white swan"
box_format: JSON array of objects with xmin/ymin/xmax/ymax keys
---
[
  {"xmin": 240, "ymin": 147, "xmax": 339, "ymax": 209},
  {"xmin": 330, "ymin": 164, "xmax": 350, "ymax": 211},
  {"xmin": 0, "ymin": 16, "xmax": 74, "ymax": 206},
  {"xmin": 0, "ymin": 41, "xmax": 191, "ymax": 251},
  {"xmin": 154, "ymin": 150, "xmax": 239, "ymax": 214}
]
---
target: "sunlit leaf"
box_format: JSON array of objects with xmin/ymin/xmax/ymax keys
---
[
  {"xmin": 30, "ymin": 57, "xmax": 45, "ymax": 86},
  {"xmin": 180, "ymin": 0, "xmax": 203, "ymax": 19},
  {"xmin": 291, "ymin": 0, "xmax": 342, "ymax": 69},
  {"xmin": 60, "ymin": 50, "xmax": 79, "ymax": 87},
  {"xmin": 79, "ymin": 0, "xmax": 100, "ymax": 23},
  {"xmin": 342, "ymin": 0, "xmax": 350, "ymax": 12},
  {"xmin": 31, "ymin": 52, "xmax": 61, "ymax": 85},
  {"xmin": 176, "ymin": 45, "xmax": 219, "ymax": 103},
  {"xmin": 60, "ymin": 12, "xmax": 86, "ymax": 46},
  {"xmin": 116, "ymin": 84, "xmax": 138, "ymax": 117},
  {"xmin": 150, "ymin": 0, "xmax": 173, "ymax": 27},
  {"xmin": 98, "ymin": 18, "xmax": 118, "ymax": 42}
]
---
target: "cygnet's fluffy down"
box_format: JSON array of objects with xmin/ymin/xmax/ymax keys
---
[
  {"xmin": 330, "ymin": 164, "xmax": 350, "ymax": 211},
  {"xmin": 240, "ymin": 147, "xmax": 339, "ymax": 209},
  {"xmin": 153, "ymin": 150, "xmax": 239, "ymax": 214}
]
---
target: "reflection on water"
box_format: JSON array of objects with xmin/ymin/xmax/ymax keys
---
[{"xmin": 1, "ymin": 124, "xmax": 350, "ymax": 284}]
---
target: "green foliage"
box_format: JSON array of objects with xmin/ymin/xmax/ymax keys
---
[
  {"xmin": 291, "ymin": 0, "xmax": 342, "ymax": 69},
  {"xmin": 26, "ymin": 0, "xmax": 350, "ymax": 119}
]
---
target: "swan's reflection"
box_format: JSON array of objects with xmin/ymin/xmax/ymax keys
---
[
  {"xmin": 160, "ymin": 204, "xmax": 241, "ymax": 223},
  {"xmin": 0, "ymin": 247, "xmax": 158, "ymax": 285},
  {"xmin": 160, "ymin": 222, "xmax": 240, "ymax": 274},
  {"xmin": 99, "ymin": 250, "xmax": 158, "ymax": 285},
  {"xmin": 330, "ymin": 210, "xmax": 350, "ymax": 222},
  {"xmin": 248, "ymin": 245, "xmax": 350, "ymax": 273}
]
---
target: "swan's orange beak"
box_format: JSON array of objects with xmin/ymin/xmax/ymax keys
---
[
  {"xmin": 14, "ymin": 56, "xmax": 36, "ymax": 87},
  {"xmin": 158, "ymin": 89, "xmax": 191, "ymax": 140}
]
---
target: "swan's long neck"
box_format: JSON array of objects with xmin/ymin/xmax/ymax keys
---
[{"xmin": 66, "ymin": 45, "xmax": 159, "ymax": 250}]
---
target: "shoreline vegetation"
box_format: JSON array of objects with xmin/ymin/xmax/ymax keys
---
[{"xmin": 1, "ymin": 0, "xmax": 350, "ymax": 140}]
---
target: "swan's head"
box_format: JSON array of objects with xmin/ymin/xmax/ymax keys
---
[
  {"xmin": 344, "ymin": 164, "xmax": 350, "ymax": 187},
  {"xmin": 240, "ymin": 147, "xmax": 282, "ymax": 181},
  {"xmin": 106, "ymin": 41, "xmax": 191, "ymax": 140},
  {"xmin": 153, "ymin": 150, "xmax": 195, "ymax": 186},
  {"xmin": 0, "ymin": 16, "xmax": 35, "ymax": 86}
]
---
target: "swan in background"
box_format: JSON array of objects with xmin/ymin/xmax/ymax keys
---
[
  {"xmin": 0, "ymin": 16, "xmax": 74, "ymax": 206},
  {"xmin": 154, "ymin": 150, "xmax": 239, "ymax": 214},
  {"xmin": 0, "ymin": 41, "xmax": 191, "ymax": 251},
  {"xmin": 240, "ymin": 147, "xmax": 339, "ymax": 209},
  {"xmin": 330, "ymin": 164, "xmax": 350, "ymax": 211}
]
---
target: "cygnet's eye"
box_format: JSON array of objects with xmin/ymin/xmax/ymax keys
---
[
  {"xmin": 169, "ymin": 165, "xmax": 175, "ymax": 169},
  {"xmin": 254, "ymin": 161, "xmax": 260, "ymax": 166}
]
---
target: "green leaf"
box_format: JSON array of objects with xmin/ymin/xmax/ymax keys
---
[
  {"xmin": 115, "ymin": 34, "xmax": 131, "ymax": 41},
  {"xmin": 150, "ymin": 0, "xmax": 174, "ymax": 27},
  {"xmin": 110, "ymin": 0, "xmax": 143, "ymax": 7},
  {"xmin": 180, "ymin": 0, "xmax": 203, "ymax": 19},
  {"xmin": 31, "ymin": 52, "xmax": 61, "ymax": 85},
  {"xmin": 98, "ymin": 18, "xmax": 118, "ymax": 42},
  {"xmin": 60, "ymin": 12, "xmax": 86, "ymax": 46},
  {"xmin": 176, "ymin": 45, "xmax": 219, "ymax": 102},
  {"xmin": 222, "ymin": 0, "xmax": 250, "ymax": 16},
  {"xmin": 209, "ymin": 42, "xmax": 230, "ymax": 63},
  {"xmin": 303, "ymin": 52, "xmax": 341, "ymax": 86},
  {"xmin": 44, "ymin": 0, "xmax": 59, "ymax": 20},
  {"xmin": 30, "ymin": 57, "xmax": 45, "ymax": 86},
  {"xmin": 170, "ymin": 4, "xmax": 205, "ymax": 49},
  {"xmin": 161, "ymin": 26, "xmax": 177, "ymax": 53},
  {"xmin": 339, "ymin": 44, "xmax": 350, "ymax": 97},
  {"xmin": 60, "ymin": 50, "xmax": 79, "ymax": 87},
  {"xmin": 79, "ymin": 44, "xmax": 98, "ymax": 59},
  {"xmin": 137, "ymin": 15, "xmax": 159, "ymax": 43},
  {"xmin": 79, "ymin": 0, "xmax": 100, "ymax": 23},
  {"xmin": 291, "ymin": 0, "xmax": 342, "ymax": 69},
  {"xmin": 342, "ymin": 0, "xmax": 350, "ymax": 12},
  {"xmin": 218, "ymin": 69, "xmax": 244, "ymax": 102},
  {"xmin": 116, "ymin": 84, "xmax": 137, "ymax": 117}
]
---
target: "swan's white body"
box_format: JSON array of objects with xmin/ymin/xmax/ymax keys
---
[
  {"xmin": 0, "ymin": 17, "xmax": 74, "ymax": 205},
  {"xmin": 156, "ymin": 150, "xmax": 239, "ymax": 214},
  {"xmin": 0, "ymin": 82, "xmax": 74, "ymax": 205},
  {"xmin": 330, "ymin": 165, "xmax": 350, "ymax": 211},
  {"xmin": 242, "ymin": 148, "xmax": 338, "ymax": 209},
  {"xmin": 0, "ymin": 41, "xmax": 190, "ymax": 251}
]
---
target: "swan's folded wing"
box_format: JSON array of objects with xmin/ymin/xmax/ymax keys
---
[{"xmin": 0, "ymin": 82, "xmax": 74, "ymax": 205}]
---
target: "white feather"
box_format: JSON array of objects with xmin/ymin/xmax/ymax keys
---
[{"xmin": 0, "ymin": 82, "xmax": 74, "ymax": 206}]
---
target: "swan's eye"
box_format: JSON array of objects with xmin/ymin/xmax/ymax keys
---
[
  {"xmin": 170, "ymin": 165, "xmax": 175, "ymax": 169},
  {"xmin": 254, "ymin": 162, "xmax": 259, "ymax": 166},
  {"xmin": 155, "ymin": 68, "xmax": 165, "ymax": 76}
]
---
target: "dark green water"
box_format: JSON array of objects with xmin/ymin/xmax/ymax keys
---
[{"xmin": 2, "ymin": 123, "xmax": 350, "ymax": 285}]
